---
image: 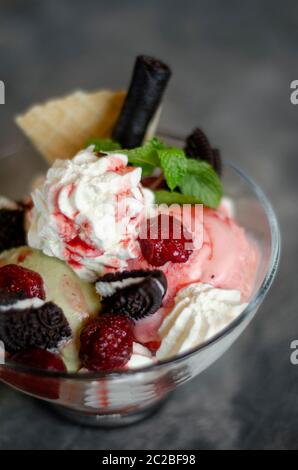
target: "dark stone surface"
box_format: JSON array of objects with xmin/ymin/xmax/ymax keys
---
[{"xmin": 0, "ymin": 0, "xmax": 297, "ymax": 450}]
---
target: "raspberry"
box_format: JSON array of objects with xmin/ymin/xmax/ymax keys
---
[
  {"xmin": 139, "ymin": 214, "xmax": 193, "ymax": 267},
  {"xmin": 2, "ymin": 349, "xmax": 66, "ymax": 400},
  {"xmin": 79, "ymin": 315, "xmax": 134, "ymax": 371},
  {"xmin": 141, "ymin": 176, "xmax": 166, "ymax": 190},
  {"xmin": 12, "ymin": 349, "xmax": 66, "ymax": 372},
  {"xmin": 0, "ymin": 264, "xmax": 46, "ymax": 300}
]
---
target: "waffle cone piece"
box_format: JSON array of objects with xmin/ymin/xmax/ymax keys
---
[
  {"xmin": 15, "ymin": 89, "xmax": 161, "ymax": 165},
  {"xmin": 16, "ymin": 90, "xmax": 125, "ymax": 164}
]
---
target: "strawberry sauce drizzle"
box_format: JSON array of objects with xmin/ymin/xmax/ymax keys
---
[{"xmin": 52, "ymin": 187, "xmax": 103, "ymax": 270}]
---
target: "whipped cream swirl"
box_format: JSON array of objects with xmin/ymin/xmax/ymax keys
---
[
  {"xmin": 157, "ymin": 283, "xmax": 247, "ymax": 360},
  {"xmin": 28, "ymin": 147, "xmax": 154, "ymax": 281}
]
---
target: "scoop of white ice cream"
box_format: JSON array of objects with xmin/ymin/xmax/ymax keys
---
[
  {"xmin": 156, "ymin": 283, "xmax": 247, "ymax": 360},
  {"xmin": 28, "ymin": 147, "xmax": 154, "ymax": 281}
]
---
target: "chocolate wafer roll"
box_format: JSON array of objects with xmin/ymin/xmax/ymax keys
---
[{"xmin": 112, "ymin": 55, "xmax": 172, "ymax": 148}]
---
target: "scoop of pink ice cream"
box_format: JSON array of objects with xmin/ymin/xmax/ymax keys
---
[{"xmin": 130, "ymin": 204, "xmax": 259, "ymax": 344}]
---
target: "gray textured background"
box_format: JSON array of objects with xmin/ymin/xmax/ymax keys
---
[{"xmin": 0, "ymin": 0, "xmax": 297, "ymax": 450}]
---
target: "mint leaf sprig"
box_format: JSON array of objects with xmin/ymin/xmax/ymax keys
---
[
  {"xmin": 85, "ymin": 137, "xmax": 223, "ymax": 208},
  {"xmin": 123, "ymin": 138, "xmax": 223, "ymax": 208},
  {"xmin": 179, "ymin": 159, "xmax": 223, "ymax": 209},
  {"xmin": 85, "ymin": 138, "xmax": 121, "ymax": 152},
  {"xmin": 122, "ymin": 137, "xmax": 162, "ymax": 168}
]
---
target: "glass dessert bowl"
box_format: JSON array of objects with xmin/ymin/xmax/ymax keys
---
[{"xmin": 0, "ymin": 140, "xmax": 280, "ymax": 426}]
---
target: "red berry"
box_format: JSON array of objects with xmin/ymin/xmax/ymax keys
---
[
  {"xmin": 12, "ymin": 349, "xmax": 66, "ymax": 372},
  {"xmin": 139, "ymin": 214, "xmax": 193, "ymax": 267},
  {"xmin": 141, "ymin": 176, "xmax": 166, "ymax": 190},
  {"xmin": 80, "ymin": 315, "xmax": 134, "ymax": 371},
  {"xmin": 144, "ymin": 340, "xmax": 161, "ymax": 353},
  {"xmin": 0, "ymin": 264, "xmax": 46, "ymax": 300},
  {"xmin": 2, "ymin": 349, "xmax": 66, "ymax": 400}
]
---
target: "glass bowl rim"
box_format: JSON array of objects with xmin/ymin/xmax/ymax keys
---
[{"xmin": 0, "ymin": 149, "xmax": 280, "ymax": 380}]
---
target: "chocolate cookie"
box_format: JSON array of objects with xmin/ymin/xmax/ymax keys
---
[{"xmin": 96, "ymin": 269, "xmax": 167, "ymax": 321}]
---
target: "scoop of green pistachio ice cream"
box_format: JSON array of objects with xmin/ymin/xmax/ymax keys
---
[{"xmin": 0, "ymin": 246, "xmax": 101, "ymax": 371}]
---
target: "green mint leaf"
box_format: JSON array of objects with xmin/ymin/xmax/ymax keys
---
[
  {"xmin": 179, "ymin": 159, "xmax": 223, "ymax": 208},
  {"xmin": 124, "ymin": 138, "xmax": 165, "ymax": 168},
  {"xmin": 154, "ymin": 190, "xmax": 198, "ymax": 205},
  {"xmin": 149, "ymin": 137, "xmax": 166, "ymax": 151},
  {"xmin": 140, "ymin": 164, "xmax": 154, "ymax": 177},
  {"xmin": 158, "ymin": 147, "xmax": 188, "ymax": 191},
  {"xmin": 85, "ymin": 138, "xmax": 121, "ymax": 152}
]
